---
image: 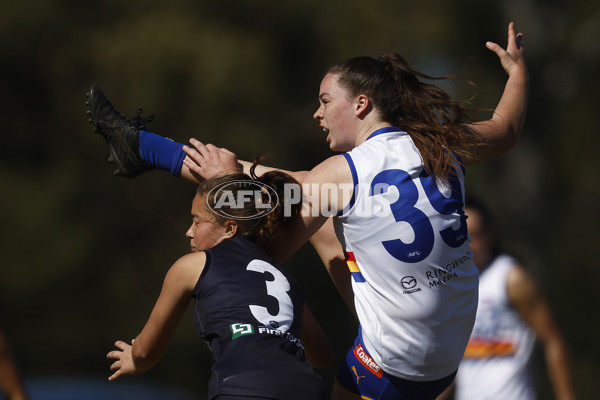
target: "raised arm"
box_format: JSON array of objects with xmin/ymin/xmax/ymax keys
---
[{"xmin": 462, "ymin": 22, "xmax": 529, "ymax": 165}]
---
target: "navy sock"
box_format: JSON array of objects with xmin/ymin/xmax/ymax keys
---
[{"xmin": 138, "ymin": 130, "xmax": 186, "ymax": 176}]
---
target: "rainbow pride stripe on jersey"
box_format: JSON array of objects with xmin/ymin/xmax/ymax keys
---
[{"xmin": 345, "ymin": 251, "xmax": 365, "ymax": 283}]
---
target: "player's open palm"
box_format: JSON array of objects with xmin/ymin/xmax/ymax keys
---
[{"xmin": 107, "ymin": 339, "xmax": 136, "ymax": 381}]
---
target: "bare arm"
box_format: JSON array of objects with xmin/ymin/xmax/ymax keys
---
[
  {"xmin": 462, "ymin": 22, "xmax": 529, "ymax": 165},
  {"xmin": 507, "ymin": 265, "xmax": 576, "ymax": 400},
  {"xmin": 107, "ymin": 252, "xmax": 204, "ymax": 380},
  {"xmin": 309, "ymin": 218, "xmax": 356, "ymax": 316},
  {"xmin": 435, "ymin": 381, "xmax": 454, "ymax": 400},
  {"xmin": 300, "ymin": 303, "xmax": 334, "ymax": 369},
  {"xmin": 269, "ymin": 155, "xmax": 353, "ymax": 263},
  {"xmin": 182, "ymin": 141, "xmax": 352, "ymax": 264},
  {"xmin": 182, "ymin": 143, "xmax": 357, "ymax": 311}
]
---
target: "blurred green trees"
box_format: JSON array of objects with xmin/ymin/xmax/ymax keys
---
[{"xmin": 1, "ymin": 0, "xmax": 598, "ymax": 398}]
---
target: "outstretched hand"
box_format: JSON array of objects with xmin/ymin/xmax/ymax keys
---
[
  {"xmin": 461, "ymin": 21, "xmax": 529, "ymax": 165},
  {"xmin": 486, "ymin": 22, "xmax": 528, "ymax": 77},
  {"xmin": 107, "ymin": 340, "xmax": 136, "ymax": 381},
  {"xmin": 182, "ymin": 138, "xmax": 242, "ymax": 181}
]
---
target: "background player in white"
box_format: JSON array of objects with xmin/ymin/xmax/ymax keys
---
[{"xmin": 437, "ymin": 198, "xmax": 576, "ymax": 400}]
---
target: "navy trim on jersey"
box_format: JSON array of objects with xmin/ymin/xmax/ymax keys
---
[
  {"xmin": 366, "ymin": 126, "xmax": 402, "ymax": 141},
  {"xmin": 338, "ymin": 152, "xmax": 358, "ymax": 216}
]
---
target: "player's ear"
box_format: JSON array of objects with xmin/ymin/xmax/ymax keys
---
[
  {"xmin": 355, "ymin": 94, "xmax": 370, "ymax": 117},
  {"xmin": 224, "ymin": 220, "xmax": 238, "ymax": 238}
]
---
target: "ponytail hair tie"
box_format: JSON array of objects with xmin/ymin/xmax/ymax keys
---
[{"xmin": 377, "ymin": 56, "xmax": 394, "ymax": 75}]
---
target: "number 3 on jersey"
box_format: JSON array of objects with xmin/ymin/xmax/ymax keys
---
[
  {"xmin": 369, "ymin": 168, "xmax": 467, "ymax": 263},
  {"xmin": 247, "ymin": 260, "xmax": 294, "ymax": 331}
]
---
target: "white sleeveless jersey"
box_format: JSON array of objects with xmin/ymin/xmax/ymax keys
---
[
  {"xmin": 454, "ymin": 254, "xmax": 536, "ymax": 400},
  {"xmin": 333, "ymin": 128, "xmax": 479, "ymax": 381}
]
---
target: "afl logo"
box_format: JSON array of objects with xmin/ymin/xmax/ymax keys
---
[
  {"xmin": 207, "ymin": 180, "xmax": 279, "ymax": 220},
  {"xmin": 407, "ymin": 250, "xmax": 422, "ymax": 259},
  {"xmin": 400, "ymin": 276, "xmax": 417, "ymax": 289}
]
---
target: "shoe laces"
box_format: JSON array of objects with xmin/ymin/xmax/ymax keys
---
[{"xmin": 131, "ymin": 108, "xmax": 154, "ymax": 130}]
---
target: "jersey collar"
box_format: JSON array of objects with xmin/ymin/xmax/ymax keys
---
[{"xmin": 366, "ymin": 126, "xmax": 403, "ymax": 141}]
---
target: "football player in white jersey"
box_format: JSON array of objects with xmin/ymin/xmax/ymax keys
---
[
  {"xmin": 181, "ymin": 22, "xmax": 528, "ymax": 400},
  {"xmin": 88, "ymin": 22, "xmax": 529, "ymax": 400}
]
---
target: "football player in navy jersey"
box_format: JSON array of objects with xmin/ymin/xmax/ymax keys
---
[{"xmin": 107, "ymin": 169, "xmax": 333, "ymax": 400}]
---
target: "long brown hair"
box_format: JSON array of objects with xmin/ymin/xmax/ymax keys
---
[
  {"xmin": 327, "ymin": 53, "xmax": 482, "ymax": 179},
  {"xmin": 196, "ymin": 163, "xmax": 302, "ymax": 247}
]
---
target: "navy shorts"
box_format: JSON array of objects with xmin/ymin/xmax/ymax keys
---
[{"xmin": 335, "ymin": 332, "xmax": 456, "ymax": 400}]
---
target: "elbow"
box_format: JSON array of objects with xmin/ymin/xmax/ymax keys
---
[
  {"xmin": 491, "ymin": 124, "xmax": 520, "ymax": 158},
  {"xmin": 505, "ymin": 127, "xmax": 520, "ymax": 151}
]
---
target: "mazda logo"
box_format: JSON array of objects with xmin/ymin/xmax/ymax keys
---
[{"xmin": 400, "ymin": 276, "xmax": 417, "ymax": 289}]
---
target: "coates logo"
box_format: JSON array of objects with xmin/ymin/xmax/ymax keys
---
[
  {"xmin": 207, "ymin": 180, "xmax": 278, "ymax": 220},
  {"xmin": 353, "ymin": 344, "xmax": 383, "ymax": 378},
  {"xmin": 400, "ymin": 276, "xmax": 417, "ymax": 289}
]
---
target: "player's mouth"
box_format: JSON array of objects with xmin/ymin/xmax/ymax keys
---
[{"xmin": 323, "ymin": 128, "xmax": 331, "ymax": 144}]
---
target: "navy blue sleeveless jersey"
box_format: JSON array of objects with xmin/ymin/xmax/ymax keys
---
[{"xmin": 192, "ymin": 236, "xmax": 328, "ymax": 400}]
